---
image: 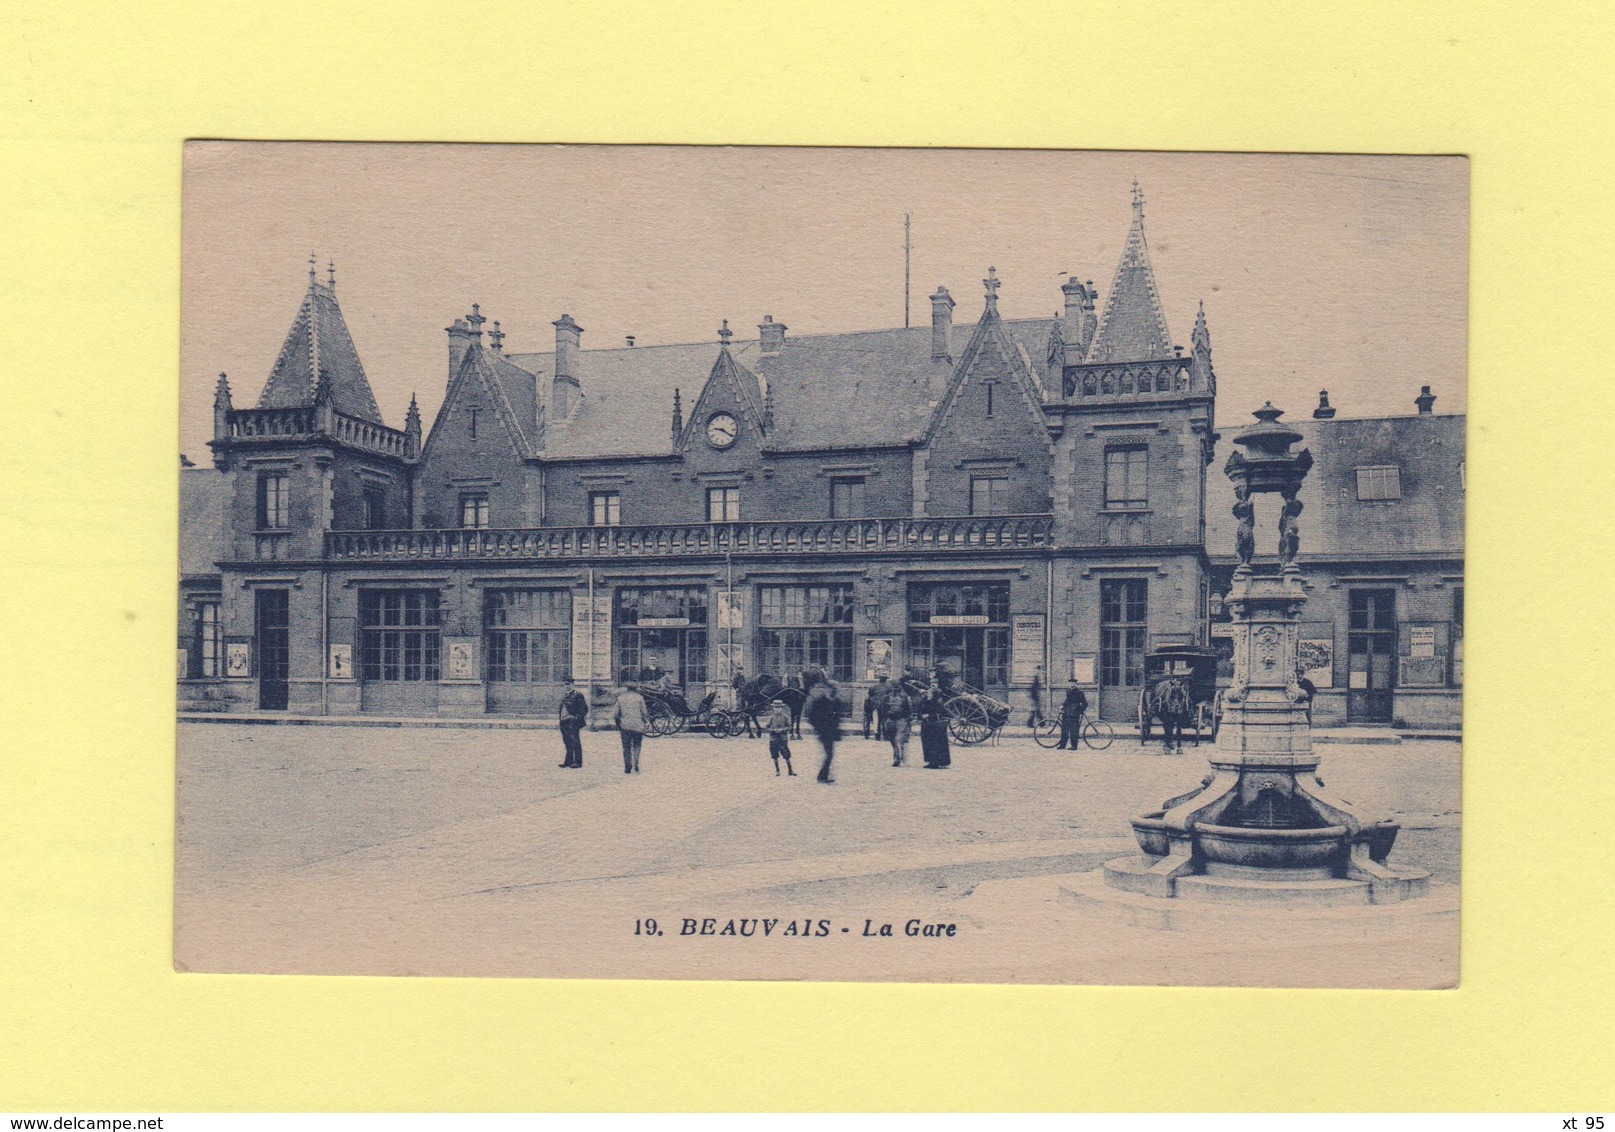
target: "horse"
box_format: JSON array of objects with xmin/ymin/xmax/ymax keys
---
[
  {"xmin": 738, "ymin": 673, "xmax": 807, "ymax": 739},
  {"xmin": 1144, "ymin": 676, "xmax": 1195, "ymax": 754}
]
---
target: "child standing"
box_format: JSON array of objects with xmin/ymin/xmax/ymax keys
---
[{"xmin": 767, "ymin": 701, "xmax": 796, "ymax": 776}]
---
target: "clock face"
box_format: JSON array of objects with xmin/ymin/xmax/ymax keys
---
[{"xmin": 706, "ymin": 412, "xmax": 739, "ymax": 449}]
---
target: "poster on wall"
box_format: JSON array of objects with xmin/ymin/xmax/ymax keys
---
[
  {"xmin": 224, "ymin": 641, "xmax": 251, "ymax": 678},
  {"xmin": 1070, "ymin": 655, "xmax": 1096, "ymax": 684},
  {"xmin": 1298, "ymin": 638, "xmax": 1334, "ymax": 687},
  {"xmin": 715, "ymin": 590, "xmax": 743, "ymax": 630},
  {"xmin": 327, "ymin": 643, "xmax": 353, "ymax": 680},
  {"xmin": 1010, "ymin": 615, "xmax": 1044, "ymax": 684},
  {"xmin": 570, "ymin": 595, "xmax": 612, "ymax": 683},
  {"xmin": 446, "ymin": 639, "xmax": 476, "ymax": 681},
  {"xmin": 715, "ymin": 641, "xmax": 744, "ymax": 684},
  {"xmin": 864, "ymin": 637, "xmax": 893, "ymax": 682}
]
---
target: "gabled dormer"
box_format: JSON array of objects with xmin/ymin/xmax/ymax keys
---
[
  {"xmin": 914, "ymin": 269, "xmax": 1054, "ymax": 517},
  {"xmin": 417, "ymin": 312, "xmax": 544, "ymax": 529},
  {"xmin": 670, "ymin": 322, "xmax": 773, "ymax": 520}
]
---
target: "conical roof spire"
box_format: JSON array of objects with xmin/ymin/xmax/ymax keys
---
[
  {"xmin": 256, "ymin": 259, "xmax": 385, "ymax": 424},
  {"xmin": 1086, "ymin": 183, "xmax": 1174, "ymax": 363}
]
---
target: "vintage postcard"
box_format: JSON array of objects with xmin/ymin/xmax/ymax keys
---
[{"xmin": 176, "ymin": 144, "xmax": 1465, "ymax": 986}]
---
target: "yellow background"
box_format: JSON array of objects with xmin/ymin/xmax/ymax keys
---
[{"xmin": 1, "ymin": 0, "xmax": 1610, "ymax": 1112}]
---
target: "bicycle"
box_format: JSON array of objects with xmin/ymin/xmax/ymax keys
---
[{"xmin": 1032, "ymin": 713, "xmax": 1114, "ymax": 751}]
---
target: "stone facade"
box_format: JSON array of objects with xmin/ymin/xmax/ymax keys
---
[{"xmin": 178, "ymin": 192, "xmax": 1462, "ymax": 731}]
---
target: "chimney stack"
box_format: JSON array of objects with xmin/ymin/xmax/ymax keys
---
[
  {"xmin": 758, "ymin": 315, "xmax": 786, "ymax": 357},
  {"xmin": 930, "ymin": 286, "xmax": 955, "ymax": 362},
  {"xmin": 1415, "ymin": 385, "xmax": 1436, "ymax": 415},
  {"xmin": 1061, "ymin": 277, "xmax": 1098, "ymax": 356},
  {"xmin": 445, "ymin": 317, "xmax": 475, "ymax": 385},
  {"xmin": 552, "ymin": 314, "xmax": 583, "ymax": 418},
  {"xmin": 1313, "ymin": 390, "xmax": 1337, "ymax": 419}
]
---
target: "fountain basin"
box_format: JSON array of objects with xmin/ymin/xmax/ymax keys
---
[{"xmin": 1195, "ymin": 822, "xmax": 1349, "ymax": 872}]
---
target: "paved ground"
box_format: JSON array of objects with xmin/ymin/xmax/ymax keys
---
[{"xmin": 175, "ymin": 723, "xmax": 1461, "ymax": 987}]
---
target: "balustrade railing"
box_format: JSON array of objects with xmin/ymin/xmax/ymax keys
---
[
  {"xmin": 325, "ymin": 514, "xmax": 1056, "ymax": 562},
  {"xmin": 1061, "ymin": 356, "xmax": 1199, "ymax": 402},
  {"xmin": 224, "ymin": 407, "xmax": 413, "ymax": 459}
]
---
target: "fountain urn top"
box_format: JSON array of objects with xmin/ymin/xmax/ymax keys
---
[{"xmin": 1225, "ymin": 402, "xmax": 1312, "ymax": 497}]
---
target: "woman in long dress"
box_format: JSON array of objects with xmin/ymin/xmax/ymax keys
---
[{"xmin": 917, "ymin": 684, "xmax": 951, "ymax": 769}]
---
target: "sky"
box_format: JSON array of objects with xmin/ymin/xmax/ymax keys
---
[{"xmin": 180, "ymin": 145, "xmax": 1467, "ymax": 460}]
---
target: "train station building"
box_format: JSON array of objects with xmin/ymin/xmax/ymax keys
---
[{"xmin": 177, "ymin": 192, "xmax": 1463, "ymax": 730}]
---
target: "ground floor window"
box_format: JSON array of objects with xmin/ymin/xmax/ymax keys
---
[
  {"xmin": 191, "ymin": 600, "xmax": 222, "ymax": 678},
  {"xmin": 906, "ymin": 581, "xmax": 1011, "ymax": 691},
  {"xmin": 360, "ymin": 590, "xmax": 442, "ymax": 682},
  {"xmin": 485, "ymin": 590, "xmax": 571, "ymax": 683},
  {"xmin": 615, "ymin": 586, "xmax": 709, "ymax": 686},
  {"xmin": 1099, "ymin": 579, "xmax": 1147, "ymax": 688},
  {"xmin": 757, "ymin": 583, "xmax": 856, "ymax": 682}
]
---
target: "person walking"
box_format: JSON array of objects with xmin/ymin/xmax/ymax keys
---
[
  {"xmin": 1055, "ymin": 682, "xmax": 1089, "ymax": 750},
  {"xmin": 1027, "ymin": 666, "xmax": 1045, "ymax": 728},
  {"xmin": 613, "ymin": 684, "xmax": 649, "ymax": 774},
  {"xmin": 862, "ymin": 675, "xmax": 887, "ymax": 739},
  {"xmin": 883, "ymin": 680, "xmax": 914, "ymax": 767},
  {"xmin": 766, "ymin": 700, "xmax": 796, "ymax": 776},
  {"xmin": 917, "ymin": 683, "xmax": 951, "ymax": 769},
  {"xmin": 558, "ymin": 685, "xmax": 589, "ymax": 768},
  {"xmin": 803, "ymin": 669, "xmax": 842, "ymax": 784}
]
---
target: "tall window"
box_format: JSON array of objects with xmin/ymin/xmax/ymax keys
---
[
  {"xmin": 1104, "ymin": 447, "xmax": 1148, "ymax": 508},
  {"xmin": 615, "ymin": 586, "xmax": 709, "ymax": 686},
  {"xmin": 590, "ymin": 491, "xmax": 621, "ymax": 527},
  {"xmin": 984, "ymin": 381, "xmax": 996, "ymax": 417},
  {"xmin": 760, "ymin": 584, "xmax": 855, "ymax": 682},
  {"xmin": 256, "ymin": 472, "xmax": 289, "ymax": 529},
  {"xmin": 905, "ymin": 582, "xmax": 1012, "ymax": 690},
  {"xmin": 1100, "ymin": 579, "xmax": 1147, "ymax": 688},
  {"xmin": 191, "ymin": 601, "xmax": 222, "ymax": 678},
  {"xmin": 830, "ymin": 477, "xmax": 866, "ymax": 519},
  {"xmin": 969, "ymin": 475, "xmax": 1009, "ymax": 516},
  {"xmin": 707, "ymin": 486, "xmax": 741, "ymax": 523},
  {"xmin": 362, "ymin": 486, "xmax": 387, "ymax": 531},
  {"xmin": 485, "ymin": 590, "xmax": 572, "ymax": 684},
  {"xmin": 459, "ymin": 493, "xmax": 490, "ymax": 529},
  {"xmin": 1356, "ymin": 465, "xmax": 1402, "ymax": 501},
  {"xmin": 360, "ymin": 591, "xmax": 442, "ymax": 683}
]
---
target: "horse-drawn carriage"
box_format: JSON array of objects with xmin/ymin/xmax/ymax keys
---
[
  {"xmin": 639, "ymin": 687, "xmax": 739, "ymax": 737},
  {"xmin": 896, "ymin": 669, "xmax": 1011, "ymax": 747},
  {"xmin": 1137, "ymin": 644, "xmax": 1223, "ymax": 750}
]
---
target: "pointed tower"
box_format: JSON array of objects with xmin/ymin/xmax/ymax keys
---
[
  {"xmin": 671, "ymin": 387, "xmax": 684, "ymax": 446},
  {"xmin": 257, "ymin": 257, "xmax": 385, "ymax": 423},
  {"xmin": 1086, "ymin": 181, "xmax": 1174, "ymax": 364},
  {"xmin": 208, "ymin": 261, "xmax": 417, "ymax": 565}
]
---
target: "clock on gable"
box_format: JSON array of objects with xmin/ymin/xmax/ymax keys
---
[{"xmin": 706, "ymin": 412, "xmax": 739, "ymax": 449}]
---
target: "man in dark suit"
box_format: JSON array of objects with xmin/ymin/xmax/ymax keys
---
[{"xmin": 558, "ymin": 686, "xmax": 589, "ymax": 767}]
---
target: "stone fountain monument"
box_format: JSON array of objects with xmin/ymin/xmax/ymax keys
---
[{"xmin": 1103, "ymin": 404, "xmax": 1430, "ymax": 905}]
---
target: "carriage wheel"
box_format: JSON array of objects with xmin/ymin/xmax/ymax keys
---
[
  {"xmin": 707, "ymin": 711, "xmax": 735, "ymax": 739},
  {"xmin": 1032, "ymin": 717, "xmax": 1063, "ymax": 749},
  {"xmin": 646, "ymin": 699, "xmax": 675, "ymax": 737},
  {"xmin": 1138, "ymin": 691, "xmax": 1151, "ymax": 741},
  {"xmin": 946, "ymin": 696, "xmax": 991, "ymax": 747}
]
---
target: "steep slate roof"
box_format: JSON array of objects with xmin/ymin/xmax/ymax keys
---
[
  {"xmin": 1086, "ymin": 186, "xmax": 1175, "ymax": 364},
  {"xmin": 256, "ymin": 274, "xmax": 384, "ymax": 424},
  {"xmin": 1205, "ymin": 412, "xmax": 1467, "ymax": 560},
  {"xmin": 179, "ymin": 467, "xmax": 227, "ymax": 576},
  {"xmin": 502, "ymin": 317, "xmax": 1052, "ymax": 458}
]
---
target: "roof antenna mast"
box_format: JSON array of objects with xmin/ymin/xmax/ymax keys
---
[{"xmin": 904, "ymin": 211, "xmax": 912, "ymax": 329}]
